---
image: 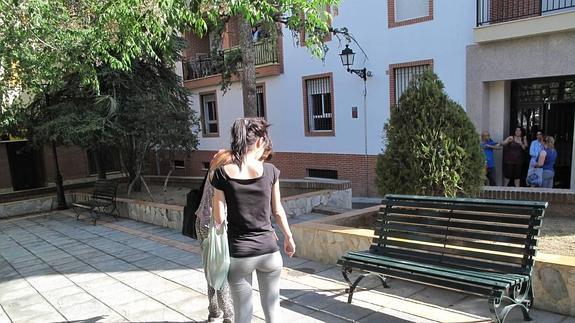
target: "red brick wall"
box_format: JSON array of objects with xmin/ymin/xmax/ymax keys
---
[
  {"xmin": 489, "ymin": 0, "xmax": 541, "ymax": 23},
  {"xmin": 0, "ymin": 143, "xmax": 90, "ymax": 189},
  {"xmin": 0, "ymin": 143, "xmax": 12, "ymax": 189},
  {"xmin": 184, "ymin": 32, "xmax": 210, "ymax": 59},
  {"xmin": 43, "ymin": 146, "xmax": 90, "ymax": 183},
  {"xmin": 159, "ymin": 150, "xmax": 381, "ymax": 197},
  {"xmin": 226, "ymin": 17, "xmax": 240, "ymax": 48},
  {"xmin": 272, "ymin": 152, "xmax": 379, "ymax": 197}
]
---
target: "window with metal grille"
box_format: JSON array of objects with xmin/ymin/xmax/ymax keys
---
[
  {"xmin": 173, "ymin": 160, "xmax": 185, "ymax": 169},
  {"xmin": 307, "ymin": 168, "xmax": 338, "ymax": 179},
  {"xmin": 200, "ymin": 93, "xmax": 218, "ymax": 135},
  {"xmin": 393, "ymin": 64, "xmax": 431, "ymax": 104},
  {"xmin": 256, "ymin": 85, "xmax": 266, "ymax": 118},
  {"xmin": 304, "ymin": 76, "xmax": 334, "ymax": 133}
]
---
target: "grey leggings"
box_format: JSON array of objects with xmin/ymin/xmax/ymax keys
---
[{"xmin": 228, "ymin": 251, "xmax": 283, "ymax": 323}]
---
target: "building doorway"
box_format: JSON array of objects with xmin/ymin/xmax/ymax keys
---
[
  {"xmin": 6, "ymin": 140, "xmax": 45, "ymax": 191},
  {"xmin": 511, "ymin": 77, "xmax": 575, "ymax": 189}
]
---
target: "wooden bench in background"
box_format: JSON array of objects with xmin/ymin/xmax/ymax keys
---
[
  {"xmin": 337, "ymin": 194, "xmax": 547, "ymax": 323},
  {"xmin": 72, "ymin": 180, "xmax": 119, "ymax": 225}
]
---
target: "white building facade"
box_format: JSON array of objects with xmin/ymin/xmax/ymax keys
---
[{"xmin": 177, "ymin": 0, "xmax": 477, "ymax": 196}]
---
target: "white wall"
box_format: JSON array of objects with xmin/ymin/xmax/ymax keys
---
[{"xmin": 190, "ymin": 0, "xmax": 476, "ymax": 155}]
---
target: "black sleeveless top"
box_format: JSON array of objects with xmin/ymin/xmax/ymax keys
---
[{"xmin": 210, "ymin": 162, "xmax": 280, "ymax": 258}]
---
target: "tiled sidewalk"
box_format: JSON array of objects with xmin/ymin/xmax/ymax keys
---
[{"xmin": 0, "ymin": 212, "xmax": 573, "ymax": 323}]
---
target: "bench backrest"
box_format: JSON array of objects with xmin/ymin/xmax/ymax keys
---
[
  {"xmin": 91, "ymin": 180, "xmax": 118, "ymax": 202},
  {"xmin": 371, "ymin": 194, "xmax": 547, "ymax": 275}
]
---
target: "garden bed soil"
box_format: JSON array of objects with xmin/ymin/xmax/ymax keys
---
[
  {"xmin": 538, "ymin": 216, "xmax": 575, "ymax": 257},
  {"xmin": 114, "ymin": 183, "xmax": 317, "ymax": 206}
]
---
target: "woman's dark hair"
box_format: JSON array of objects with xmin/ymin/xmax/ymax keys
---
[
  {"xmin": 230, "ymin": 117, "xmax": 272, "ymax": 168},
  {"xmin": 512, "ymin": 127, "xmax": 525, "ymax": 137}
]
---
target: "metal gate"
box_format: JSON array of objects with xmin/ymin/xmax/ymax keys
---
[{"xmin": 511, "ymin": 76, "xmax": 575, "ymax": 189}]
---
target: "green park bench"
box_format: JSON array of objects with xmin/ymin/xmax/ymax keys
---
[
  {"xmin": 337, "ymin": 194, "xmax": 547, "ymax": 323},
  {"xmin": 72, "ymin": 179, "xmax": 119, "ymax": 225}
]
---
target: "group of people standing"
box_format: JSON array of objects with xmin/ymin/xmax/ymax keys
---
[{"xmin": 481, "ymin": 127, "xmax": 557, "ymax": 188}]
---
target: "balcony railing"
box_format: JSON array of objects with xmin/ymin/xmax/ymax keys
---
[
  {"xmin": 477, "ymin": 0, "xmax": 575, "ymax": 26},
  {"xmin": 183, "ymin": 39, "xmax": 278, "ymax": 81}
]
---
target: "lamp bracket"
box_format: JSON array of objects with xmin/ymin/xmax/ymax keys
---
[{"xmin": 347, "ymin": 68, "xmax": 371, "ymax": 81}]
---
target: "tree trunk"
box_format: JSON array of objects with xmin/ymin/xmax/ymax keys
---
[
  {"xmin": 51, "ymin": 141, "xmax": 68, "ymax": 210},
  {"xmin": 238, "ymin": 16, "xmax": 257, "ymax": 117},
  {"xmin": 95, "ymin": 147, "xmax": 107, "ymax": 180},
  {"xmin": 123, "ymin": 136, "xmax": 143, "ymax": 193},
  {"xmin": 127, "ymin": 170, "xmax": 142, "ymax": 193}
]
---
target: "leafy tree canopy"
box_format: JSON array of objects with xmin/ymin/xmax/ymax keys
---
[
  {"xmin": 0, "ymin": 0, "xmax": 197, "ymax": 101},
  {"xmin": 0, "ymin": 0, "xmax": 341, "ymax": 104}
]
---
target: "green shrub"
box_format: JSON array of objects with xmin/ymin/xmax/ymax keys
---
[{"xmin": 376, "ymin": 70, "xmax": 484, "ymax": 197}]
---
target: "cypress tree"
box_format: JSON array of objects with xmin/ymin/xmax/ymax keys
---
[{"xmin": 376, "ymin": 70, "xmax": 484, "ymax": 197}]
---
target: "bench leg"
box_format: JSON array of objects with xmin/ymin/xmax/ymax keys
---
[
  {"xmin": 72, "ymin": 206, "xmax": 81, "ymax": 221},
  {"xmin": 489, "ymin": 280, "xmax": 533, "ymax": 323},
  {"xmin": 342, "ymin": 267, "xmax": 389, "ymax": 304},
  {"xmin": 111, "ymin": 203, "xmax": 120, "ymax": 220},
  {"xmin": 90, "ymin": 208, "xmax": 100, "ymax": 226}
]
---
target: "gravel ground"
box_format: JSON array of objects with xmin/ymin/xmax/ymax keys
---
[{"xmin": 538, "ymin": 216, "xmax": 575, "ymax": 257}]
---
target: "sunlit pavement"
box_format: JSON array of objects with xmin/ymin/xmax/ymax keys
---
[{"xmin": 0, "ymin": 211, "xmax": 572, "ymax": 323}]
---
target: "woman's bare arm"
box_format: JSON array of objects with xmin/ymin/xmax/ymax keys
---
[
  {"xmin": 536, "ymin": 150, "xmax": 547, "ymax": 168},
  {"xmin": 271, "ymin": 181, "xmax": 296, "ymax": 257},
  {"xmin": 212, "ymin": 188, "xmax": 227, "ymax": 225}
]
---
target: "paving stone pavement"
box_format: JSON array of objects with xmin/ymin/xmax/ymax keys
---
[{"xmin": 0, "ymin": 211, "xmax": 573, "ymax": 323}]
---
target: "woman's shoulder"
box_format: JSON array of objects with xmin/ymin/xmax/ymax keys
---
[
  {"xmin": 264, "ymin": 162, "xmax": 280, "ymax": 183},
  {"xmin": 210, "ymin": 166, "xmax": 229, "ymax": 189},
  {"xmin": 263, "ymin": 162, "xmax": 279, "ymax": 171}
]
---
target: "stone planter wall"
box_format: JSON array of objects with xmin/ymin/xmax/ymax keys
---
[
  {"xmin": 70, "ymin": 186, "xmax": 352, "ymax": 231},
  {"xmin": 73, "ymin": 193, "xmax": 185, "ymax": 231},
  {"xmin": 1, "ymin": 177, "xmax": 352, "ymax": 221},
  {"xmin": 291, "ymin": 206, "xmax": 575, "ymax": 317},
  {"xmin": 282, "ymin": 189, "xmax": 352, "ymax": 217},
  {"xmin": 0, "ymin": 195, "xmax": 75, "ymax": 219}
]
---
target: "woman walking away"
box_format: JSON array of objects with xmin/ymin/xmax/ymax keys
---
[
  {"xmin": 535, "ymin": 136, "xmax": 557, "ymax": 188},
  {"xmin": 502, "ymin": 127, "xmax": 528, "ymax": 187},
  {"xmin": 195, "ymin": 150, "xmax": 234, "ymax": 323},
  {"xmin": 211, "ymin": 118, "xmax": 296, "ymax": 323}
]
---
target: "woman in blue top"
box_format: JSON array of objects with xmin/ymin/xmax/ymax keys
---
[{"xmin": 535, "ymin": 136, "xmax": 557, "ymax": 188}]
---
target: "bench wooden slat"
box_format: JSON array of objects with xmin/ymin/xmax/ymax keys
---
[
  {"xmin": 92, "ymin": 195, "xmax": 114, "ymax": 201},
  {"xmin": 373, "ymin": 231, "xmax": 534, "ymax": 256},
  {"xmin": 345, "ymin": 251, "xmax": 527, "ymax": 285},
  {"xmin": 385, "ymin": 194, "xmax": 548, "ymax": 209},
  {"xmin": 384, "ymin": 200, "xmax": 543, "ymax": 217},
  {"xmin": 382, "ymin": 214, "xmax": 539, "ymax": 236},
  {"xmin": 377, "ymin": 239, "xmax": 526, "ymax": 265},
  {"xmin": 339, "ymin": 259, "xmax": 503, "ymax": 298},
  {"xmin": 376, "ymin": 223, "xmax": 533, "ymax": 245},
  {"xmin": 341, "ymin": 254, "xmax": 513, "ymax": 289},
  {"xmin": 385, "ymin": 207, "xmax": 541, "ymax": 226},
  {"xmin": 370, "ymin": 245, "xmax": 527, "ymax": 274}
]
